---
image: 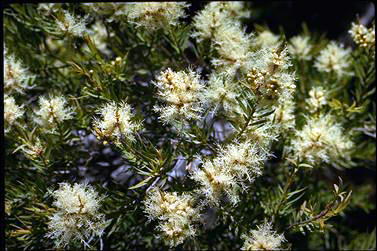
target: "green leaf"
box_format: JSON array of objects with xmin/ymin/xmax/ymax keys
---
[{"xmin": 128, "ymin": 176, "xmax": 153, "ymax": 190}]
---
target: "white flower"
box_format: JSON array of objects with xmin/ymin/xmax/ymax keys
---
[
  {"xmin": 35, "ymin": 95, "xmax": 74, "ymax": 129},
  {"xmin": 307, "ymin": 86, "xmax": 328, "ymax": 112},
  {"xmin": 244, "ymin": 46, "xmax": 296, "ymax": 107},
  {"xmin": 254, "ymin": 30, "xmax": 280, "ymax": 48},
  {"xmin": 349, "ymin": 22, "xmax": 375, "ymax": 49},
  {"xmin": 192, "ymin": 2, "xmax": 250, "ymax": 41},
  {"xmin": 272, "ymin": 99, "xmax": 296, "ymax": 133},
  {"xmin": 216, "ymin": 140, "xmax": 268, "ymax": 183},
  {"xmin": 47, "ymin": 182, "xmax": 110, "ymax": 248},
  {"xmin": 191, "ymin": 159, "xmax": 240, "ymax": 205},
  {"xmin": 51, "ymin": 183, "xmax": 102, "ymax": 215},
  {"xmin": 153, "ymin": 68, "xmax": 205, "ymax": 127},
  {"xmin": 144, "ymin": 187, "xmax": 200, "ymax": 247},
  {"xmin": 314, "ymin": 41, "xmax": 352, "ymax": 78},
  {"xmin": 291, "ymin": 114, "xmax": 353, "ymax": 165},
  {"xmin": 56, "ymin": 10, "xmax": 88, "ymax": 36},
  {"xmin": 241, "ymin": 222, "xmax": 286, "ymax": 250},
  {"xmin": 211, "ymin": 20, "xmax": 253, "ymax": 73},
  {"xmin": 288, "ymin": 35, "xmax": 313, "ymax": 60},
  {"xmin": 126, "ymin": 2, "xmax": 190, "ymax": 31},
  {"xmin": 4, "ymin": 95, "xmax": 24, "ymax": 131},
  {"xmin": 204, "ymin": 70, "xmax": 238, "ymax": 113},
  {"xmin": 4, "ymin": 54, "xmax": 34, "ymax": 95},
  {"xmin": 93, "ymin": 101, "xmax": 141, "ymax": 142}
]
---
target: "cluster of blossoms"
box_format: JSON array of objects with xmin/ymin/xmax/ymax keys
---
[
  {"xmin": 4, "ymin": 95, "xmax": 24, "ymax": 133},
  {"xmin": 314, "ymin": 41, "xmax": 352, "ymax": 79},
  {"xmin": 204, "ymin": 70, "xmax": 238, "ymax": 113},
  {"xmin": 241, "ymin": 222, "xmax": 286, "ymax": 250},
  {"xmin": 253, "ymin": 29, "xmax": 280, "ymax": 48},
  {"xmin": 125, "ymin": 2, "xmax": 190, "ymax": 31},
  {"xmin": 144, "ymin": 187, "xmax": 201, "ymax": 247},
  {"xmin": 349, "ymin": 22, "xmax": 375, "ymax": 50},
  {"xmin": 194, "ymin": 1, "xmax": 251, "ymax": 36},
  {"xmin": 192, "ymin": 139, "xmax": 271, "ymax": 205},
  {"xmin": 56, "ymin": 10, "xmax": 88, "ymax": 37},
  {"xmin": 290, "ymin": 114, "xmax": 353, "ymax": 165},
  {"xmin": 192, "ymin": 1, "xmax": 250, "ymax": 42},
  {"xmin": 4, "ymin": 54, "xmax": 34, "ymax": 95},
  {"xmin": 307, "ymin": 86, "xmax": 328, "ymax": 112},
  {"xmin": 244, "ymin": 46, "xmax": 296, "ymax": 108},
  {"xmin": 271, "ymin": 100, "xmax": 296, "ymax": 133},
  {"xmin": 288, "ymin": 35, "xmax": 313, "ymax": 61},
  {"xmin": 46, "ymin": 183, "xmax": 110, "ymax": 248},
  {"xmin": 34, "ymin": 95, "xmax": 74, "ymax": 131},
  {"xmin": 193, "ymin": 2, "xmax": 252, "ymax": 75},
  {"xmin": 92, "ymin": 101, "xmax": 141, "ymax": 144},
  {"xmin": 153, "ymin": 68, "xmax": 205, "ymax": 129}
]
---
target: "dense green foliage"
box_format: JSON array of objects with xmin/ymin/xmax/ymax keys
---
[{"xmin": 4, "ymin": 3, "xmax": 375, "ymax": 250}]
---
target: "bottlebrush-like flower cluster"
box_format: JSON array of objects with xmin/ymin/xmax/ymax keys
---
[
  {"xmin": 125, "ymin": 2, "xmax": 190, "ymax": 31},
  {"xmin": 153, "ymin": 68, "xmax": 205, "ymax": 129},
  {"xmin": 288, "ymin": 35, "xmax": 313, "ymax": 61},
  {"xmin": 241, "ymin": 221, "xmax": 286, "ymax": 250},
  {"xmin": 34, "ymin": 95, "xmax": 74, "ymax": 131},
  {"xmin": 144, "ymin": 187, "xmax": 201, "ymax": 247},
  {"xmin": 314, "ymin": 41, "xmax": 352, "ymax": 79},
  {"xmin": 290, "ymin": 114, "xmax": 353, "ymax": 165},
  {"xmin": 349, "ymin": 22, "xmax": 375, "ymax": 50},
  {"xmin": 4, "ymin": 54, "xmax": 34, "ymax": 95},
  {"xmin": 92, "ymin": 101, "xmax": 141, "ymax": 143},
  {"xmin": 4, "ymin": 95, "xmax": 24, "ymax": 132},
  {"xmin": 46, "ymin": 183, "xmax": 110, "ymax": 248}
]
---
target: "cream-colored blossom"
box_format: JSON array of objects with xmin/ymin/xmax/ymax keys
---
[
  {"xmin": 144, "ymin": 187, "xmax": 200, "ymax": 247},
  {"xmin": 288, "ymin": 35, "xmax": 313, "ymax": 60},
  {"xmin": 4, "ymin": 55, "xmax": 34, "ymax": 94},
  {"xmin": 272, "ymin": 99, "xmax": 296, "ymax": 133},
  {"xmin": 153, "ymin": 68, "xmax": 205, "ymax": 127},
  {"xmin": 191, "ymin": 159, "xmax": 240, "ymax": 205},
  {"xmin": 125, "ymin": 2, "xmax": 190, "ymax": 31},
  {"xmin": 241, "ymin": 222, "xmax": 286, "ymax": 250},
  {"xmin": 192, "ymin": 2, "xmax": 253, "ymax": 76},
  {"xmin": 307, "ymin": 86, "xmax": 328, "ymax": 112},
  {"xmin": 192, "ymin": 2, "xmax": 250, "ymax": 41},
  {"xmin": 291, "ymin": 114, "xmax": 353, "ymax": 165},
  {"xmin": 216, "ymin": 140, "xmax": 268, "ymax": 183},
  {"xmin": 37, "ymin": 3, "xmax": 62, "ymax": 15},
  {"xmin": 254, "ymin": 30, "xmax": 280, "ymax": 48},
  {"xmin": 56, "ymin": 10, "xmax": 88, "ymax": 36},
  {"xmin": 46, "ymin": 182, "xmax": 110, "ymax": 248},
  {"xmin": 314, "ymin": 41, "xmax": 352, "ymax": 78},
  {"xmin": 4, "ymin": 95, "xmax": 24, "ymax": 131},
  {"xmin": 35, "ymin": 95, "xmax": 74, "ymax": 129},
  {"xmin": 244, "ymin": 46, "xmax": 296, "ymax": 107},
  {"xmin": 349, "ymin": 22, "xmax": 375, "ymax": 50},
  {"xmin": 204, "ymin": 70, "xmax": 238, "ymax": 113},
  {"xmin": 51, "ymin": 183, "xmax": 102, "ymax": 215},
  {"xmin": 93, "ymin": 101, "xmax": 141, "ymax": 142},
  {"xmin": 211, "ymin": 20, "xmax": 253, "ymax": 74}
]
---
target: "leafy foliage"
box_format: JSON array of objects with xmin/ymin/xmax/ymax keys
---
[{"xmin": 4, "ymin": 2, "xmax": 375, "ymax": 250}]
